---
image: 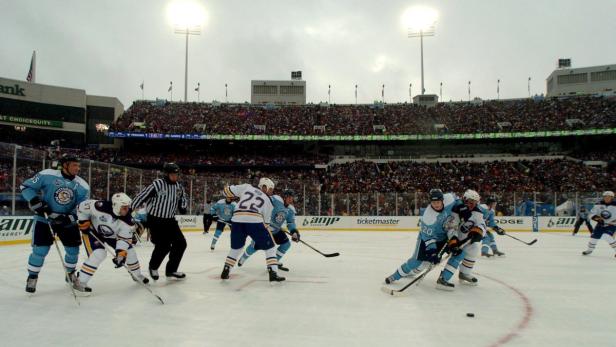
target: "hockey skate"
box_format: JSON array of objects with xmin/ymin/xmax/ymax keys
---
[
  {"xmin": 166, "ymin": 272, "xmax": 186, "ymax": 280},
  {"xmin": 493, "ymin": 250, "xmax": 506, "ymax": 257},
  {"xmin": 149, "ymin": 268, "xmax": 159, "ymax": 280},
  {"xmin": 132, "ymin": 274, "xmax": 150, "ymax": 284},
  {"xmin": 436, "ymin": 275, "xmax": 455, "ymax": 291},
  {"xmin": 458, "ymin": 272, "xmax": 479, "ymax": 286},
  {"xmin": 268, "ymin": 268, "xmax": 285, "ymax": 283},
  {"xmin": 221, "ymin": 265, "xmax": 231, "ymax": 280},
  {"xmin": 278, "ymin": 263, "xmax": 289, "ymax": 272},
  {"xmin": 25, "ymin": 274, "xmax": 38, "ymax": 293},
  {"xmin": 582, "ymin": 250, "xmax": 593, "ymax": 256}
]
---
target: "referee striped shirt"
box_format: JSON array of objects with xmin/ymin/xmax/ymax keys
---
[{"xmin": 131, "ymin": 178, "xmax": 188, "ymax": 219}]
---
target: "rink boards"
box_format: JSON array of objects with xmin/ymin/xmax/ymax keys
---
[{"xmin": 0, "ymin": 215, "xmax": 590, "ymax": 246}]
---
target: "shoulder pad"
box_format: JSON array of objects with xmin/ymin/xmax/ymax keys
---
[
  {"xmin": 73, "ymin": 176, "xmax": 90, "ymax": 191},
  {"xmin": 272, "ymin": 195, "xmax": 283, "ymax": 203},
  {"xmin": 39, "ymin": 169, "xmax": 62, "ymax": 177},
  {"xmin": 288, "ymin": 205, "xmax": 297, "ymax": 214}
]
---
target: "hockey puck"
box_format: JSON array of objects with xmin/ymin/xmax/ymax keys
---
[{"xmin": 466, "ymin": 313, "xmax": 475, "ymax": 318}]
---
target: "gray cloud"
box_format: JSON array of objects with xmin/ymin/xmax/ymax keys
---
[{"xmin": 2, "ymin": 0, "xmax": 615, "ymax": 107}]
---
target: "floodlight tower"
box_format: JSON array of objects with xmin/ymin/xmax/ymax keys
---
[
  {"xmin": 167, "ymin": 1, "xmax": 205, "ymax": 102},
  {"xmin": 402, "ymin": 6, "xmax": 438, "ymax": 95}
]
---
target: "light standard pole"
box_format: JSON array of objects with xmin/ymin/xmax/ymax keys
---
[
  {"xmin": 408, "ymin": 27, "xmax": 435, "ymax": 95},
  {"xmin": 354, "ymin": 84, "xmax": 358, "ymax": 105},
  {"xmin": 328, "ymin": 84, "xmax": 331, "ymax": 104},
  {"xmin": 382, "ymin": 84, "xmax": 385, "ymax": 103},
  {"xmin": 468, "ymin": 81, "xmax": 471, "ymax": 102},
  {"xmin": 174, "ymin": 25, "xmax": 201, "ymax": 102},
  {"xmin": 439, "ymin": 82, "xmax": 443, "ymax": 101},
  {"xmin": 225, "ymin": 83, "xmax": 228, "ymax": 103},
  {"xmin": 528, "ymin": 77, "xmax": 532, "ymax": 98},
  {"xmin": 497, "ymin": 79, "xmax": 500, "ymax": 100},
  {"xmin": 409, "ymin": 83, "xmax": 412, "ymax": 102}
]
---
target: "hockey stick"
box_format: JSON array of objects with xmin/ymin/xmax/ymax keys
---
[
  {"xmin": 381, "ymin": 246, "xmax": 450, "ymax": 297},
  {"xmin": 219, "ymin": 219, "xmax": 340, "ymax": 257},
  {"xmin": 42, "ymin": 213, "xmax": 80, "ymax": 306},
  {"xmin": 381, "ymin": 238, "xmax": 471, "ymax": 296},
  {"xmin": 503, "ymin": 232, "xmax": 537, "ymax": 246},
  {"xmin": 284, "ymin": 230, "xmax": 340, "ymax": 258},
  {"xmin": 88, "ymin": 232, "xmax": 165, "ymax": 305}
]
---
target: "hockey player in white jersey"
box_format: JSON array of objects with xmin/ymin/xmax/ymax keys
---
[
  {"xmin": 582, "ymin": 191, "xmax": 616, "ymax": 257},
  {"xmin": 436, "ymin": 189, "xmax": 487, "ymax": 291},
  {"xmin": 220, "ymin": 178, "xmax": 285, "ymax": 282},
  {"xmin": 76, "ymin": 193, "xmax": 149, "ymax": 294}
]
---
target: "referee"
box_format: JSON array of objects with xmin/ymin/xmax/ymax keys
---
[{"xmin": 131, "ymin": 162, "xmax": 188, "ymax": 280}]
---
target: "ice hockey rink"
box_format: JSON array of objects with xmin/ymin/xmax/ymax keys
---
[{"xmin": 1, "ymin": 231, "xmax": 615, "ymax": 347}]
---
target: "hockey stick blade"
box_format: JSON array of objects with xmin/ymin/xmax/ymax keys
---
[{"xmin": 527, "ymin": 239, "xmax": 538, "ymax": 246}]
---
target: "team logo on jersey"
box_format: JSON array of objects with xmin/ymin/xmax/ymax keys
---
[
  {"xmin": 275, "ymin": 212, "xmax": 286, "ymax": 224},
  {"xmin": 224, "ymin": 207, "xmax": 232, "ymax": 216},
  {"xmin": 54, "ymin": 187, "xmax": 74, "ymax": 205},
  {"xmin": 97, "ymin": 224, "xmax": 115, "ymax": 237}
]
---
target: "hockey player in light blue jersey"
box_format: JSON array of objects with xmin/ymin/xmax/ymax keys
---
[
  {"xmin": 436, "ymin": 189, "xmax": 487, "ymax": 291},
  {"xmin": 384, "ymin": 189, "xmax": 455, "ymax": 284},
  {"xmin": 582, "ymin": 191, "xmax": 616, "ymax": 257},
  {"xmin": 480, "ymin": 196, "xmax": 506, "ymax": 258},
  {"xmin": 20, "ymin": 154, "xmax": 90, "ymax": 293},
  {"xmin": 210, "ymin": 196, "xmax": 237, "ymax": 250},
  {"xmin": 238, "ymin": 189, "xmax": 300, "ymax": 272}
]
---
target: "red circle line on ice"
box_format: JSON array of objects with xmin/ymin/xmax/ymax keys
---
[{"xmin": 477, "ymin": 273, "xmax": 534, "ymax": 347}]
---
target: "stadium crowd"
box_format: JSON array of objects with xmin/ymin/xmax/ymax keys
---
[{"xmin": 111, "ymin": 96, "xmax": 616, "ymax": 135}]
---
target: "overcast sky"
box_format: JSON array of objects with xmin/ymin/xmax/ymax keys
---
[{"xmin": 2, "ymin": 0, "xmax": 616, "ymax": 108}]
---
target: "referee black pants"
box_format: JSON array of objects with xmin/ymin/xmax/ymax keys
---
[
  {"xmin": 148, "ymin": 215, "xmax": 187, "ymax": 274},
  {"xmin": 203, "ymin": 213, "xmax": 214, "ymax": 233}
]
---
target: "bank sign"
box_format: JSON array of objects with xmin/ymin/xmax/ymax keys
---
[{"xmin": 0, "ymin": 83, "xmax": 26, "ymax": 97}]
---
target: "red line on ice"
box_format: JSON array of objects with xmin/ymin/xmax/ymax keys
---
[{"xmin": 478, "ymin": 273, "xmax": 534, "ymax": 347}]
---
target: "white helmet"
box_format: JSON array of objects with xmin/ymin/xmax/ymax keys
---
[
  {"xmin": 463, "ymin": 189, "xmax": 481, "ymax": 202},
  {"xmin": 112, "ymin": 193, "xmax": 132, "ymax": 216},
  {"xmin": 603, "ymin": 191, "xmax": 615, "ymax": 198},
  {"xmin": 258, "ymin": 177, "xmax": 275, "ymax": 191}
]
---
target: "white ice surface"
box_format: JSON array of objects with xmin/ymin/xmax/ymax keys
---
[{"xmin": 1, "ymin": 231, "xmax": 615, "ymax": 347}]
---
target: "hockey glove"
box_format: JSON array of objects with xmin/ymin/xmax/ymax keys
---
[
  {"xmin": 494, "ymin": 226, "xmax": 506, "ymax": 235},
  {"xmin": 112, "ymin": 249, "xmax": 127, "ymax": 268},
  {"xmin": 48, "ymin": 213, "xmax": 76, "ymax": 228},
  {"xmin": 29, "ymin": 197, "xmax": 49, "ymax": 216},
  {"xmin": 447, "ymin": 237, "xmax": 463, "ymax": 256},
  {"xmin": 290, "ymin": 229, "xmax": 301, "ymax": 242},
  {"xmin": 425, "ymin": 245, "xmax": 441, "ymax": 264}
]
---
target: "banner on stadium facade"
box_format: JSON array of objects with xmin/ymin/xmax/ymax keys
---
[
  {"xmin": 0, "ymin": 216, "xmax": 34, "ymax": 245},
  {"xmin": 0, "ymin": 215, "xmax": 598, "ymax": 247},
  {"xmin": 0, "ymin": 115, "xmax": 63, "ymax": 128},
  {"xmin": 107, "ymin": 128, "xmax": 616, "ymax": 142}
]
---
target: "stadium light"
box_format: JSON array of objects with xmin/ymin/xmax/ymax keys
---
[
  {"xmin": 402, "ymin": 6, "xmax": 438, "ymax": 96},
  {"xmin": 166, "ymin": 0, "xmax": 206, "ymax": 102}
]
